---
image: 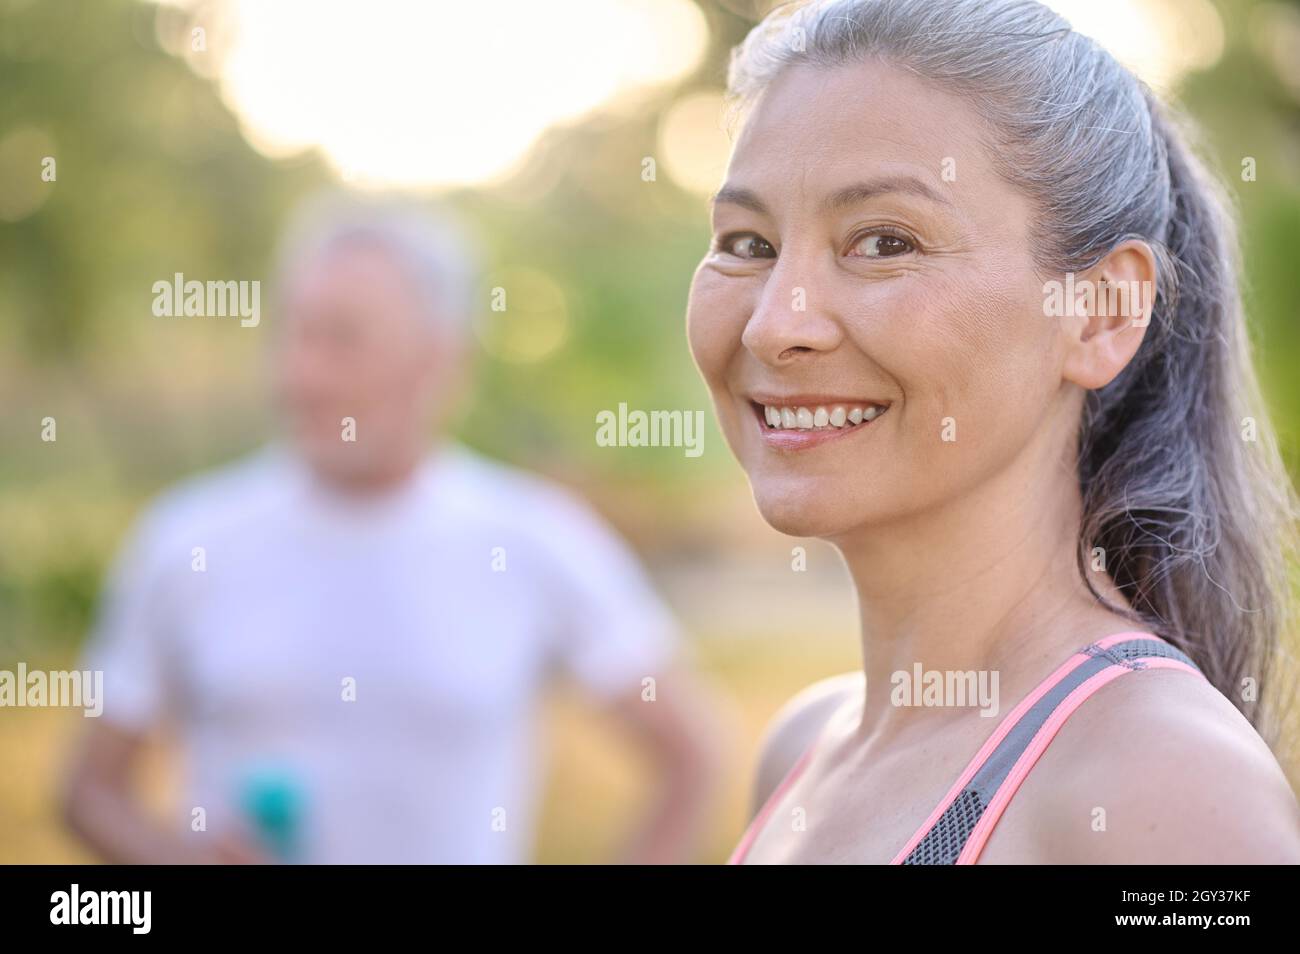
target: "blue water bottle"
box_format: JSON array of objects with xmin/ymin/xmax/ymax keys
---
[{"xmin": 238, "ymin": 767, "xmax": 306, "ymax": 863}]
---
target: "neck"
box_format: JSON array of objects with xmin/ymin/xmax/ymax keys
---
[
  {"xmin": 831, "ymin": 432, "xmax": 1129, "ymax": 741},
  {"xmin": 312, "ymin": 445, "xmax": 430, "ymax": 500}
]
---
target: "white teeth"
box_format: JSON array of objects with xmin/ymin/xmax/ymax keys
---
[{"xmin": 760, "ymin": 402, "xmax": 886, "ymax": 431}]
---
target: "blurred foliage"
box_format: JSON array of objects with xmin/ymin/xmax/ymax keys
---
[{"xmin": 0, "ymin": 0, "xmax": 755, "ymax": 651}]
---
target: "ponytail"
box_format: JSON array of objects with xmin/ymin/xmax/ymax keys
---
[{"xmin": 1076, "ymin": 100, "xmax": 1300, "ymax": 745}]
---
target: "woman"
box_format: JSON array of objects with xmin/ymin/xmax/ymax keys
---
[{"xmin": 687, "ymin": 0, "xmax": 1300, "ymax": 863}]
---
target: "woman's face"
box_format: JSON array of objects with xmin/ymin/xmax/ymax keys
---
[{"xmin": 687, "ymin": 59, "xmax": 1070, "ymax": 539}]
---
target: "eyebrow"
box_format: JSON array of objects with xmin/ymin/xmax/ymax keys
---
[
  {"xmin": 711, "ymin": 185, "xmax": 769, "ymax": 215},
  {"xmin": 823, "ymin": 176, "xmax": 951, "ymax": 212},
  {"xmin": 711, "ymin": 175, "xmax": 951, "ymax": 216}
]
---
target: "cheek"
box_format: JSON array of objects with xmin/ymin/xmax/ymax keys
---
[
  {"xmin": 366, "ymin": 353, "xmax": 426, "ymax": 417},
  {"xmin": 871, "ymin": 268, "xmax": 1055, "ymax": 473},
  {"xmin": 686, "ymin": 266, "xmax": 749, "ymax": 395}
]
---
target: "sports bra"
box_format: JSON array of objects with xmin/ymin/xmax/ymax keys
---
[{"xmin": 727, "ymin": 631, "xmax": 1206, "ymax": 864}]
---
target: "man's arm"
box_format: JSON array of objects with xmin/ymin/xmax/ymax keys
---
[
  {"xmin": 61, "ymin": 719, "xmax": 267, "ymax": 864},
  {"xmin": 594, "ymin": 665, "xmax": 734, "ymax": 864}
]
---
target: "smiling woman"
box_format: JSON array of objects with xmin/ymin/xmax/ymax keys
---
[{"xmin": 687, "ymin": 0, "xmax": 1300, "ymax": 864}]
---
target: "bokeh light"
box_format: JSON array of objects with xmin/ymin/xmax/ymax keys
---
[{"xmin": 177, "ymin": 0, "xmax": 710, "ymax": 190}]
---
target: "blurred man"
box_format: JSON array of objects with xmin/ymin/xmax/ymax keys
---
[{"xmin": 62, "ymin": 197, "xmax": 727, "ymax": 864}]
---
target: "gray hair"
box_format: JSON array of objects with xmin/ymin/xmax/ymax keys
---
[
  {"xmin": 728, "ymin": 0, "xmax": 1299, "ymax": 742},
  {"xmin": 273, "ymin": 192, "xmax": 480, "ymax": 333}
]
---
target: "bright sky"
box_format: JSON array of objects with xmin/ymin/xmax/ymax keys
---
[
  {"xmin": 155, "ymin": 0, "xmax": 1225, "ymax": 193},
  {"xmin": 196, "ymin": 0, "xmax": 707, "ymax": 190},
  {"xmin": 1045, "ymin": 0, "xmax": 1225, "ymax": 92}
]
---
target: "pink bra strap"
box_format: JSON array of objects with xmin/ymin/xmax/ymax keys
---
[
  {"xmin": 726, "ymin": 735, "xmax": 819, "ymax": 864},
  {"xmin": 892, "ymin": 631, "xmax": 1205, "ymax": 864},
  {"xmin": 730, "ymin": 632, "xmax": 1206, "ymax": 865}
]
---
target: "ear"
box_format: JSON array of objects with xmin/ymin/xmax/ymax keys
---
[{"xmin": 1059, "ymin": 239, "xmax": 1158, "ymax": 391}]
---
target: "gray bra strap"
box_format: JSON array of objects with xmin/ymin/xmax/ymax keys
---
[{"xmin": 901, "ymin": 637, "xmax": 1199, "ymax": 865}]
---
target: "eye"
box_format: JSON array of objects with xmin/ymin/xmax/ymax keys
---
[
  {"xmin": 848, "ymin": 230, "xmax": 916, "ymax": 258},
  {"xmin": 719, "ymin": 232, "xmax": 777, "ymax": 260}
]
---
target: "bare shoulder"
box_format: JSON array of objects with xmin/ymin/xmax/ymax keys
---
[
  {"xmin": 1022, "ymin": 667, "xmax": 1300, "ymax": 863},
  {"xmin": 748, "ymin": 671, "xmax": 863, "ymax": 818}
]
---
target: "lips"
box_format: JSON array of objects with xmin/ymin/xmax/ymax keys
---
[{"xmin": 746, "ymin": 393, "xmax": 891, "ymax": 449}]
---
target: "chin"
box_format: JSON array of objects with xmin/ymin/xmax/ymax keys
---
[
  {"xmin": 749, "ymin": 479, "xmax": 865, "ymax": 540},
  {"xmin": 295, "ymin": 438, "xmax": 370, "ymax": 481}
]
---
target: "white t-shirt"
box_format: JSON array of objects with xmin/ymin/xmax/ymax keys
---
[{"xmin": 82, "ymin": 443, "xmax": 681, "ymax": 864}]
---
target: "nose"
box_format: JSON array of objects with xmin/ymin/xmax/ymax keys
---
[{"xmin": 740, "ymin": 255, "xmax": 844, "ymax": 366}]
